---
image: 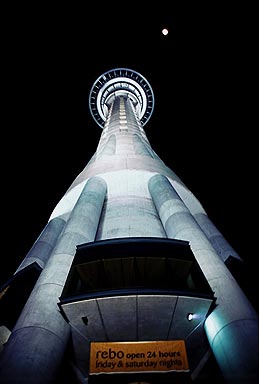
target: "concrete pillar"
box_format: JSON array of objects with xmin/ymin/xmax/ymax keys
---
[
  {"xmin": 15, "ymin": 217, "xmax": 66, "ymax": 272},
  {"xmin": 133, "ymin": 133, "xmax": 153, "ymax": 156},
  {"xmin": 194, "ymin": 212, "xmax": 242, "ymax": 263},
  {"xmin": 0, "ymin": 176, "xmax": 107, "ymax": 384},
  {"xmin": 96, "ymin": 134, "xmax": 116, "ymax": 157},
  {"xmin": 148, "ymin": 173, "xmax": 258, "ymax": 382}
]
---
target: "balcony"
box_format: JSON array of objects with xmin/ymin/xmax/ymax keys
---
[{"xmin": 59, "ymin": 237, "xmax": 216, "ymax": 381}]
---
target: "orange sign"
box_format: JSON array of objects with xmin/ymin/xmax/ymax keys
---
[{"xmin": 89, "ymin": 340, "xmax": 189, "ymax": 374}]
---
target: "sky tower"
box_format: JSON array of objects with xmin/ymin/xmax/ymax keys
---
[{"xmin": 0, "ymin": 68, "xmax": 258, "ymax": 384}]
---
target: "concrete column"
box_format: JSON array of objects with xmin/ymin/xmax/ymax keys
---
[
  {"xmin": 0, "ymin": 176, "xmax": 107, "ymax": 384},
  {"xmin": 15, "ymin": 217, "xmax": 66, "ymax": 272},
  {"xmin": 133, "ymin": 133, "xmax": 153, "ymax": 156},
  {"xmin": 194, "ymin": 212, "xmax": 242, "ymax": 263},
  {"xmin": 98, "ymin": 134, "xmax": 116, "ymax": 156},
  {"xmin": 148, "ymin": 173, "xmax": 258, "ymax": 382}
]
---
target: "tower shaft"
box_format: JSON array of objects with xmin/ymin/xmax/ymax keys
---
[{"xmin": 0, "ymin": 69, "xmax": 258, "ymax": 384}]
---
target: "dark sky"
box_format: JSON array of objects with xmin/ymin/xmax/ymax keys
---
[{"xmin": 2, "ymin": 4, "xmax": 256, "ymax": 310}]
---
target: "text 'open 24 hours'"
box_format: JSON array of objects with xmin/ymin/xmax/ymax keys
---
[{"xmin": 90, "ymin": 340, "xmax": 189, "ymax": 374}]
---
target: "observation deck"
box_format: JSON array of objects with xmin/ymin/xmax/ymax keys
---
[{"xmin": 89, "ymin": 68, "xmax": 155, "ymax": 128}]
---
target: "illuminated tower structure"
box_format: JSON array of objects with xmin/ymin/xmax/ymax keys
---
[{"xmin": 0, "ymin": 68, "xmax": 258, "ymax": 384}]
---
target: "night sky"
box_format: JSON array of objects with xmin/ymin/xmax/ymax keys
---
[{"xmin": 2, "ymin": 4, "xmax": 256, "ymax": 311}]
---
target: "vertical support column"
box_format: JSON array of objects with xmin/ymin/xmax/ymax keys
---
[
  {"xmin": 148, "ymin": 173, "xmax": 258, "ymax": 382},
  {"xmin": 15, "ymin": 217, "xmax": 66, "ymax": 272},
  {"xmin": 194, "ymin": 212, "xmax": 242, "ymax": 263},
  {"xmin": 0, "ymin": 176, "xmax": 107, "ymax": 384}
]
